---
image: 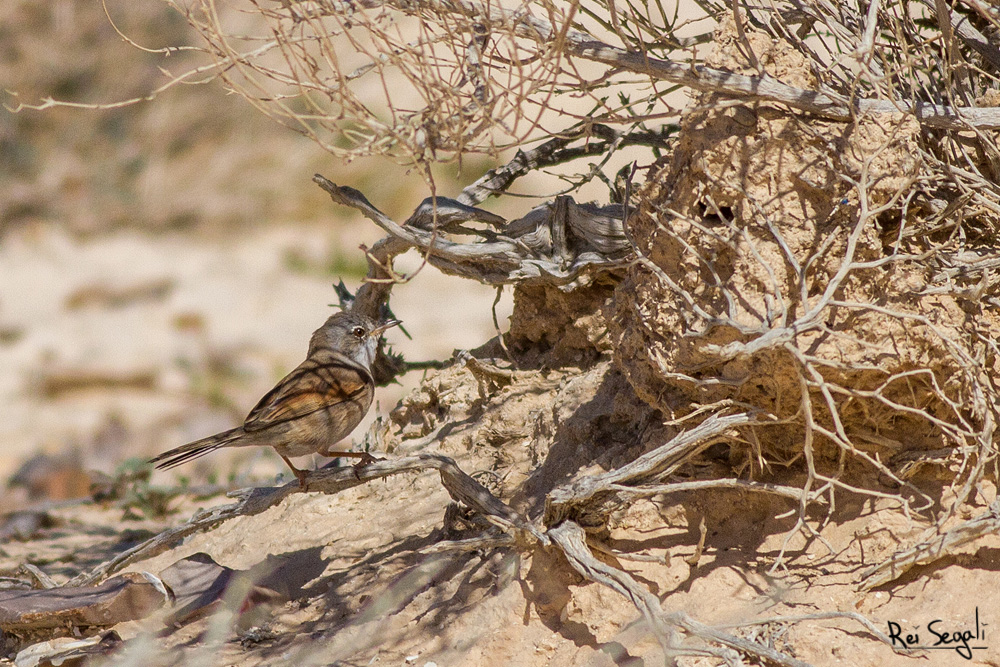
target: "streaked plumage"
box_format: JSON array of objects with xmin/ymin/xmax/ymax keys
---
[{"xmin": 149, "ymin": 311, "xmax": 399, "ymax": 486}]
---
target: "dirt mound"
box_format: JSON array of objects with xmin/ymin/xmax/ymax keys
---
[{"xmin": 507, "ymin": 280, "xmax": 620, "ymax": 366}]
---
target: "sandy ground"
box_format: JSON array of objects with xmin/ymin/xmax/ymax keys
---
[{"xmin": 3, "ymin": 359, "xmax": 1000, "ymax": 667}]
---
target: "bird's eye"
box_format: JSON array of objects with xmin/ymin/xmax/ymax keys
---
[{"xmin": 352, "ymin": 326, "xmax": 365, "ymax": 338}]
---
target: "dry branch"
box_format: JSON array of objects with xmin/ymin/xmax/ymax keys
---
[
  {"xmin": 456, "ymin": 124, "xmax": 674, "ymax": 206},
  {"xmin": 915, "ymin": 0, "xmax": 1000, "ymax": 71},
  {"xmin": 548, "ymin": 521, "xmax": 812, "ymax": 667},
  {"xmin": 605, "ymin": 478, "xmax": 828, "ymax": 505},
  {"xmin": 67, "ymin": 453, "xmax": 544, "ymax": 587},
  {"xmin": 19, "ymin": 0, "xmax": 1000, "ymax": 165},
  {"xmin": 859, "ymin": 500, "xmax": 1000, "ymax": 590},
  {"xmin": 544, "ymin": 411, "xmax": 758, "ymax": 526},
  {"xmin": 230, "ymin": 0, "xmax": 1000, "ymax": 154},
  {"xmin": 358, "ymin": 0, "xmax": 1000, "ymax": 131},
  {"xmin": 554, "ymin": 1, "xmax": 1000, "ymax": 130},
  {"xmin": 314, "ymin": 174, "xmax": 631, "ymax": 288}
]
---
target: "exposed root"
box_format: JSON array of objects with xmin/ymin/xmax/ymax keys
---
[
  {"xmin": 859, "ymin": 500, "xmax": 1000, "ymax": 590},
  {"xmin": 548, "ymin": 521, "xmax": 812, "ymax": 667}
]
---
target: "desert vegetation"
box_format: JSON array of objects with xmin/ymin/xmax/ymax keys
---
[{"xmin": 3, "ymin": 0, "xmax": 1000, "ymax": 665}]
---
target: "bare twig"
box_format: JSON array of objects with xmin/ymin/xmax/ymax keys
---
[
  {"xmin": 859, "ymin": 501, "xmax": 1000, "ymax": 590},
  {"xmin": 458, "ymin": 125, "xmax": 674, "ymax": 206},
  {"xmin": 916, "ymin": 0, "xmax": 1000, "ymax": 72},
  {"xmin": 604, "ymin": 478, "xmax": 829, "ymax": 505},
  {"xmin": 548, "ymin": 521, "xmax": 812, "ymax": 667}
]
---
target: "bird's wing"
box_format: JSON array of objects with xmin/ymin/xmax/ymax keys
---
[{"xmin": 243, "ymin": 354, "xmax": 371, "ymax": 431}]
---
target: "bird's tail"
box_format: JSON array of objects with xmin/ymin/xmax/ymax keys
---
[{"xmin": 149, "ymin": 427, "xmax": 244, "ymax": 470}]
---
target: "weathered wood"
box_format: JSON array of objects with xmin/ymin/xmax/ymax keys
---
[
  {"xmin": 12, "ymin": 631, "xmax": 123, "ymax": 667},
  {"xmin": 0, "ymin": 573, "xmax": 166, "ymax": 631},
  {"xmin": 314, "ymin": 174, "xmax": 632, "ymax": 291},
  {"xmin": 543, "ymin": 412, "xmax": 757, "ymax": 526}
]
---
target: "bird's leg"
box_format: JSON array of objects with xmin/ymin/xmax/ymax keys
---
[{"xmin": 279, "ymin": 454, "xmax": 310, "ymax": 488}]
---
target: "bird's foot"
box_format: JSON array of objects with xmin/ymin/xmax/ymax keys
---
[
  {"xmin": 280, "ymin": 454, "xmax": 310, "ymax": 489},
  {"xmin": 354, "ymin": 452, "xmax": 384, "ymax": 467},
  {"xmin": 351, "ymin": 452, "xmax": 385, "ymax": 479},
  {"xmin": 351, "ymin": 452, "xmax": 384, "ymax": 479},
  {"xmin": 317, "ymin": 451, "xmax": 384, "ymax": 479}
]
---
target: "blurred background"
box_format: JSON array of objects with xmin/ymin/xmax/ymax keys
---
[{"xmin": 0, "ymin": 0, "xmax": 527, "ymax": 503}]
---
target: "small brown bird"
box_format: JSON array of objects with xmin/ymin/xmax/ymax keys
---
[{"xmin": 150, "ymin": 311, "xmax": 400, "ymax": 486}]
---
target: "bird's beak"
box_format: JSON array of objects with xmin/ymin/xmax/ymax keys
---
[{"xmin": 370, "ymin": 319, "xmax": 402, "ymax": 338}]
